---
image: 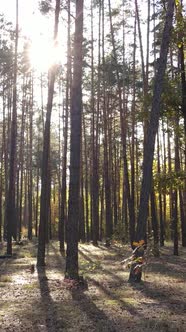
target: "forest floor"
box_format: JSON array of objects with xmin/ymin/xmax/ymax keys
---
[{"xmin": 0, "ymin": 240, "xmax": 186, "ymax": 332}]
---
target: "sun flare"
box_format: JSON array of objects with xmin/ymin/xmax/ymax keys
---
[{"xmin": 29, "ymin": 37, "xmax": 64, "ymax": 72}]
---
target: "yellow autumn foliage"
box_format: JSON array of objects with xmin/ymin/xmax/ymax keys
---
[{"xmin": 132, "ymin": 239, "xmax": 145, "ymax": 247}]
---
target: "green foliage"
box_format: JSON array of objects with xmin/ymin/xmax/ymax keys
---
[
  {"xmin": 146, "ymin": 74, "xmax": 182, "ymax": 120},
  {"xmin": 154, "ymin": 170, "xmax": 186, "ymax": 193},
  {"xmin": 110, "ymin": 8, "xmax": 120, "ymax": 17},
  {"xmin": 0, "ymin": 14, "xmax": 14, "ymax": 80}
]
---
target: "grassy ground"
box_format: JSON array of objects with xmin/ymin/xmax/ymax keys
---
[{"xmin": 0, "ymin": 240, "xmax": 186, "ymax": 332}]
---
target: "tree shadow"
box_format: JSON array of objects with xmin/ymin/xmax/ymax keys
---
[
  {"xmin": 79, "ymin": 249, "xmax": 126, "ymax": 285},
  {"xmin": 130, "ymin": 279, "xmax": 186, "ymax": 315},
  {"xmin": 49, "ymin": 242, "xmax": 65, "ymax": 270},
  {"xmin": 87, "ymin": 276, "xmax": 141, "ymax": 317},
  {"xmin": 37, "ymin": 266, "xmax": 65, "ymax": 331},
  {"xmin": 79, "ymin": 249, "xmax": 142, "ymax": 316},
  {"xmin": 79, "ymin": 246, "xmax": 186, "ymax": 319},
  {"xmin": 70, "ymin": 285, "xmax": 119, "ymax": 332},
  {"xmin": 145, "ymin": 252, "xmax": 186, "ymax": 281}
]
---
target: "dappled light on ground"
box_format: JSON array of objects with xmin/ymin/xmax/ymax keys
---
[{"xmin": 0, "ymin": 241, "xmax": 186, "ymax": 331}]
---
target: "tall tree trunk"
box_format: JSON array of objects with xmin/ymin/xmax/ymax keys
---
[
  {"xmin": 2, "ymin": 87, "xmax": 9, "ymax": 240},
  {"xmin": 35, "ymin": 139, "xmax": 40, "ymax": 237},
  {"xmin": 129, "ymin": 0, "xmax": 175, "ymax": 282},
  {"xmin": 176, "ymin": 0, "xmax": 186, "ymax": 247},
  {"xmin": 135, "ymin": 0, "xmax": 175, "ymax": 242},
  {"xmin": 167, "ymin": 120, "xmax": 174, "ymax": 240},
  {"xmin": 103, "ymin": 96, "xmax": 113, "ymax": 240},
  {"xmin": 59, "ymin": 0, "xmax": 71, "ymax": 253},
  {"xmin": 18, "ymin": 76, "xmax": 27, "ymax": 241},
  {"xmin": 92, "ymin": 0, "xmax": 99, "ymax": 246},
  {"xmin": 6, "ymin": 0, "xmax": 19, "ymax": 255},
  {"xmin": 82, "ymin": 115, "xmax": 90, "ymax": 242},
  {"xmin": 173, "ymin": 115, "xmax": 179, "ymax": 255},
  {"xmin": 28, "ymin": 76, "xmax": 33, "ymax": 240},
  {"xmin": 65, "ymin": 0, "xmax": 84, "ymax": 279},
  {"xmin": 130, "ymin": 13, "xmax": 137, "ymax": 239},
  {"xmin": 37, "ymin": 0, "xmax": 60, "ymax": 266},
  {"xmin": 157, "ymin": 131, "xmax": 165, "ymax": 246},
  {"xmin": 79, "ymin": 157, "xmax": 85, "ymax": 243},
  {"xmin": 162, "ymin": 120, "xmax": 167, "ymax": 233},
  {"xmin": 108, "ymin": 0, "xmax": 135, "ymax": 245}
]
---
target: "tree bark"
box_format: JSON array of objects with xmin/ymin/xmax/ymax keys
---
[
  {"xmin": 135, "ymin": 0, "xmax": 175, "ymax": 243},
  {"xmin": 28, "ymin": 75, "xmax": 33, "ymax": 240},
  {"xmin": 37, "ymin": 0, "xmax": 60, "ymax": 266},
  {"xmin": 92, "ymin": 0, "xmax": 99, "ymax": 246},
  {"xmin": 59, "ymin": 0, "xmax": 71, "ymax": 253},
  {"xmin": 108, "ymin": 0, "xmax": 135, "ymax": 245},
  {"xmin": 6, "ymin": 0, "xmax": 19, "ymax": 255},
  {"xmin": 65, "ymin": 0, "xmax": 84, "ymax": 279}
]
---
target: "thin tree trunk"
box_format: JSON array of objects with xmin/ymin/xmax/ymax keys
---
[
  {"xmin": 103, "ymin": 95, "xmax": 113, "ymax": 240},
  {"xmin": 92, "ymin": 0, "xmax": 99, "ymax": 246},
  {"xmin": 79, "ymin": 156, "xmax": 85, "ymax": 243},
  {"xmin": 162, "ymin": 120, "xmax": 167, "ymax": 232},
  {"xmin": 108, "ymin": 0, "xmax": 135, "ymax": 245},
  {"xmin": 6, "ymin": 0, "xmax": 19, "ymax": 254},
  {"xmin": 2, "ymin": 84, "xmax": 9, "ymax": 240},
  {"xmin": 173, "ymin": 115, "xmax": 179, "ymax": 255},
  {"xmin": 176, "ymin": 0, "xmax": 186, "ymax": 247},
  {"xmin": 82, "ymin": 115, "xmax": 90, "ymax": 242},
  {"xmin": 167, "ymin": 121, "xmax": 173, "ymax": 240},
  {"xmin": 130, "ymin": 13, "xmax": 137, "ymax": 238},
  {"xmin": 35, "ymin": 141, "xmax": 40, "ymax": 237},
  {"xmin": 59, "ymin": 0, "xmax": 71, "ymax": 253},
  {"xmin": 37, "ymin": 0, "xmax": 60, "ymax": 266},
  {"xmin": 28, "ymin": 76, "xmax": 33, "ymax": 240},
  {"xmin": 157, "ymin": 131, "xmax": 164, "ymax": 246},
  {"xmin": 18, "ymin": 76, "xmax": 27, "ymax": 241},
  {"xmin": 151, "ymin": 188, "xmax": 159, "ymax": 256}
]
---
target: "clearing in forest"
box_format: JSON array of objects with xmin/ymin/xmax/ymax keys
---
[{"xmin": 0, "ymin": 240, "xmax": 186, "ymax": 332}]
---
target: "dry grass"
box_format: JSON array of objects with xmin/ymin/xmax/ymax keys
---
[{"xmin": 0, "ymin": 240, "xmax": 186, "ymax": 331}]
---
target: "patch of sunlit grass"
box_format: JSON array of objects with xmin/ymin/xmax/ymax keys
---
[
  {"xmin": 20, "ymin": 250, "xmax": 37, "ymax": 259},
  {"xmin": 79, "ymin": 259, "xmax": 102, "ymax": 276},
  {"xmin": 0, "ymin": 283, "xmax": 6, "ymax": 288},
  {"xmin": 0, "ymin": 275, "xmax": 12, "ymax": 283},
  {"xmin": 22, "ymin": 282, "xmax": 38, "ymax": 290}
]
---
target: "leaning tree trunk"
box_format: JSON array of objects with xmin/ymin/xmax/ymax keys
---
[
  {"xmin": 129, "ymin": 0, "xmax": 175, "ymax": 282},
  {"xmin": 65, "ymin": 0, "xmax": 84, "ymax": 280}
]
